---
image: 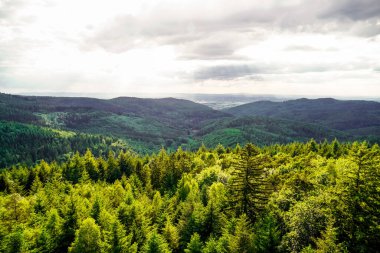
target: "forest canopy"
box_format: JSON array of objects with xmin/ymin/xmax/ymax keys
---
[{"xmin": 0, "ymin": 140, "xmax": 379, "ymax": 252}]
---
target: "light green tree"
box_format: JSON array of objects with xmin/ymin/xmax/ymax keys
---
[{"xmin": 69, "ymin": 218, "xmax": 103, "ymax": 253}]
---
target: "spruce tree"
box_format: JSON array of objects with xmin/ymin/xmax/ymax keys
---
[{"xmin": 230, "ymin": 143, "xmax": 270, "ymax": 221}]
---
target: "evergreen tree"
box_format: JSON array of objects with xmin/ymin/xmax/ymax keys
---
[
  {"xmin": 1, "ymin": 226, "xmax": 24, "ymax": 253},
  {"xmin": 337, "ymin": 142, "xmax": 380, "ymax": 252},
  {"xmin": 118, "ymin": 151, "xmax": 134, "ymax": 177},
  {"xmin": 230, "ymin": 143, "xmax": 270, "ymax": 221},
  {"xmin": 162, "ymin": 218, "xmax": 180, "ymax": 251},
  {"xmin": 143, "ymin": 231, "xmax": 171, "ymax": 253},
  {"xmin": 228, "ymin": 214, "xmax": 253, "ymax": 253},
  {"xmin": 184, "ymin": 233, "xmax": 203, "ymax": 253},
  {"xmin": 84, "ymin": 149, "xmax": 99, "ymax": 181},
  {"xmin": 69, "ymin": 218, "xmax": 103, "ymax": 253},
  {"xmin": 58, "ymin": 199, "xmax": 78, "ymax": 252},
  {"xmin": 109, "ymin": 221, "xmax": 137, "ymax": 253},
  {"xmin": 107, "ymin": 151, "xmax": 121, "ymax": 182},
  {"xmin": 90, "ymin": 197, "xmax": 101, "ymax": 223}
]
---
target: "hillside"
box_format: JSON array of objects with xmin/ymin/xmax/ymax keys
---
[
  {"xmin": 189, "ymin": 116, "xmax": 352, "ymax": 148},
  {"xmin": 2, "ymin": 93, "xmax": 380, "ymax": 166},
  {"xmin": 0, "ymin": 121, "xmax": 128, "ymax": 167},
  {"xmin": 224, "ymin": 98, "xmax": 380, "ymax": 132},
  {"xmin": 0, "ymin": 93, "xmax": 229, "ymax": 153}
]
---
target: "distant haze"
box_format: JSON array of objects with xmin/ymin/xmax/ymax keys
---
[{"xmin": 1, "ymin": 0, "xmax": 380, "ymax": 96}]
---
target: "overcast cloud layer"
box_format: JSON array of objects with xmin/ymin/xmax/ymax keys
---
[{"xmin": 0, "ymin": 0, "xmax": 379, "ymax": 97}]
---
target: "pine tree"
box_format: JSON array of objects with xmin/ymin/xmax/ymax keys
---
[
  {"xmin": 84, "ymin": 149, "xmax": 99, "ymax": 181},
  {"xmin": 1, "ymin": 226, "xmax": 24, "ymax": 253},
  {"xmin": 338, "ymin": 142, "xmax": 380, "ymax": 252},
  {"xmin": 107, "ymin": 151, "xmax": 121, "ymax": 182},
  {"xmin": 143, "ymin": 231, "xmax": 171, "ymax": 253},
  {"xmin": 57, "ymin": 200, "xmax": 78, "ymax": 252},
  {"xmin": 118, "ymin": 151, "xmax": 134, "ymax": 177},
  {"xmin": 230, "ymin": 143, "xmax": 270, "ymax": 221},
  {"xmin": 228, "ymin": 214, "xmax": 254, "ymax": 253},
  {"xmin": 69, "ymin": 218, "xmax": 103, "ymax": 253},
  {"xmin": 90, "ymin": 198, "xmax": 101, "ymax": 223},
  {"xmin": 109, "ymin": 221, "xmax": 137, "ymax": 253},
  {"xmin": 184, "ymin": 233, "xmax": 203, "ymax": 253},
  {"xmin": 162, "ymin": 218, "xmax": 180, "ymax": 251}
]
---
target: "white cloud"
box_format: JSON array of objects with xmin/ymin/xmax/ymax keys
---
[{"xmin": 0, "ymin": 0, "xmax": 379, "ymax": 97}]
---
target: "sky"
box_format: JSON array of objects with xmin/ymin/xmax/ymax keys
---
[{"xmin": 0, "ymin": 0, "xmax": 380, "ymax": 98}]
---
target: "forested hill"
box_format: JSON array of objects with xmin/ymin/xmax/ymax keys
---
[
  {"xmin": 224, "ymin": 98, "xmax": 380, "ymax": 131},
  {"xmin": 2, "ymin": 93, "xmax": 380, "ymax": 167},
  {"xmin": 0, "ymin": 93, "xmax": 229, "ymax": 154},
  {"xmin": 0, "ymin": 93, "xmax": 228, "ymax": 128}
]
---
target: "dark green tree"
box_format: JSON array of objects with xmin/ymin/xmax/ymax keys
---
[{"xmin": 230, "ymin": 144, "xmax": 270, "ymax": 221}]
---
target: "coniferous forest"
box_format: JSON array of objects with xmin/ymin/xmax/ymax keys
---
[
  {"xmin": 2, "ymin": 0, "xmax": 380, "ymax": 251},
  {"xmin": 1, "ymin": 140, "xmax": 379, "ymax": 252}
]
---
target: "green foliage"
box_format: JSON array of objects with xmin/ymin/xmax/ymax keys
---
[
  {"xmin": 69, "ymin": 218, "xmax": 103, "ymax": 253},
  {"xmin": 1, "ymin": 226, "xmax": 24, "ymax": 253},
  {"xmin": 184, "ymin": 233, "xmax": 203, "ymax": 253},
  {"xmin": 229, "ymin": 143, "xmax": 271, "ymax": 221},
  {"xmin": 108, "ymin": 221, "xmax": 137, "ymax": 253},
  {"xmin": 143, "ymin": 231, "xmax": 171, "ymax": 253},
  {"xmin": 3, "ymin": 93, "xmax": 380, "ymax": 167},
  {"xmin": 228, "ymin": 214, "xmax": 254, "ymax": 253},
  {"xmin": 162, "ymin": 218, "xmax": 180, "ymax": 251},
  {"xmin": 0, "ymin": 141, "xmax": 379, "ymax": 252},
  {"xmin": 0, "ymin": 121, "xmax": 128, "ymax": 168},
  {"xmin": 252, "ymin": 214, "xmax": 281, "ymax": 253}
]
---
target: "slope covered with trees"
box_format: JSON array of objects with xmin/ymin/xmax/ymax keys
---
[
  {"xmin": 0, "ymin": 93, "xmax": 229, "ymax": 153},
  {"xmin": 190, "ymin": 116, "xmax": 354, "ymax": 148},
  {"xmin": 0, "ymin": 141, "xmax": 379, "ymax": 252},
  {"xmin": 0, "ymin": 121, "xmax": 128, "ymax": 168},
  {"xmin": 224, "ymin": 98, "xmax": 380, "ymax": 132},
  {"xmin": 2, "ymin": 92, "xmax": 380, "ymax": 167}
]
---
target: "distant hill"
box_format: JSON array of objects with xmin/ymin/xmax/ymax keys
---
[
  {"xmin": 190, "ymin": 116, "xmax": 352, "ymax": 148},
  {"xmin": 0, "ymin": 93, "xmax": 227, "ymax": 127},
  {"xmin": 0, "ymin": 93, "xmax": 229, "ymax": 153},
  {"xmin": 2, "ymin": 93, "xmax": 380, "ymax": 166},
  {"xmin": 224, "ymin": 98, "xmax": 380, "ymax": 133}
]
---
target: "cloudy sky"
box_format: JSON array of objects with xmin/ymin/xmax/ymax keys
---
[{"xmin": 0, "ymin": 0, "xmax": 380, "ymax": 97}]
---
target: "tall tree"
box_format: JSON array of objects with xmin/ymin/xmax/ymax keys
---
[{"xmin": 230, "ymin": 144, "xmax": 270, "ymax": 221}]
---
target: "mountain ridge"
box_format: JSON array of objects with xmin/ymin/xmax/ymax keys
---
[
  {"xmin": 1, "ymin": 92, "xmax": 380, "ymax": 163},
  {"xmin": 224, "ymin": 97, "xmax": 380, "ymax": 131}
]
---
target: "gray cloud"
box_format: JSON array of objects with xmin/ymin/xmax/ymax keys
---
[
  {"xmin": 180, "ymin": 42, "xmax": 236, "ymax": 60},
  {"xmin": 177, "ymin": 32, "xmax": 251, "ymax": 60},
  {"xmin": 191, "ymin": 61, "xmax": 374, "ymax": 81},
  {"xmin": 321, "ymin": 0, "xmax": 380, "ymax": 21},
  {"xmin": 83, "ymin": 0, "xmax": 380, "ymax": 57},
  {"xmin": 193, "ymin": 65, "xmax": 262, "ymax": 80}
]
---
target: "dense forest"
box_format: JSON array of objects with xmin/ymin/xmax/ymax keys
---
[
  {"xmin": 0, "ymin": 121, "xmax": 128, "ymax": 168},
  {"xmin": 2, "ymin": 93, "xmax": 380, "ymax": 155},
  {"xmin": 1, "ymin": 140, "xmax": 379, "ymax": 252}
]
